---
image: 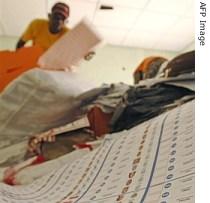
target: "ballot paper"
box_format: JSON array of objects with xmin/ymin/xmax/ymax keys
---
[
  {"xmin": 0, "ymin": 101, "xmax": 194, "ymax": 203},
  {"xmin": 38, "ymin": 20, "xmax": 102, "ymax": 70}
]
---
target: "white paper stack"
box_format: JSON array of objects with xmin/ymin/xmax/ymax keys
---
[
  {"xmin": 0, "ymin": 101, "xmax": 194, "ymax": 203},
  {"xmin": 38, "ymin": 20, "xmax": 102, "ymax": 70}
]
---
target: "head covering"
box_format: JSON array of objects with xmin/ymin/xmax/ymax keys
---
[{"xmin": 51, "ymin": 2, "xmax": 70, "ymax": 19}]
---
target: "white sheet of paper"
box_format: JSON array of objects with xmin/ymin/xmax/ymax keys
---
[
  {"xmin": 38, "ymin": 20, "xmax": 102, "ymax": 70},
  {"xmin": 0, "ymin": 101, "xmax": 194, "ymax": 203}
]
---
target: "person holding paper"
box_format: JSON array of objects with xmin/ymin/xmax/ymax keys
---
[
  {"xmin": 16, "ymin": 2, "xmax": 70, "ymax": 51},
  {"xmin": 16, "ymin": 2, "xmax": 95, "ymax": 60}
]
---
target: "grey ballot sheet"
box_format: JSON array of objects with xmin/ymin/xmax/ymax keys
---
[{"xmin": 0, "ymin": 100, "xmax": 194, "ymax": 203}]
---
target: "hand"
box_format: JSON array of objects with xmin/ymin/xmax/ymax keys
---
[{"xmin": 28, "ymin": 130, "xmax": 56, "ymax": 153}]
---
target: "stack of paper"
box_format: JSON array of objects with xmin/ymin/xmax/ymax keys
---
[
  {"xmin": 0, "ymin": 101, "xmax": 194, "ymax": 203},
  {"xmin": 38, "ymin": 20, "xmax": 102, "ymax": 70}
]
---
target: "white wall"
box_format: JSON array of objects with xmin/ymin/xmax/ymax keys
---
[
  {"xmin": 0, "ymin": 36, "xmax": 18, "ymax": 50},
  {"xmin": 0, "ymin": 0, "xmax": 4, "ymax": 35},
  {"xmin": 79, "ymin": 45, "xmax": 177, "ymax": 85},
  {"xmin": 0, "ymin": 36, "xmax": 178, "ymax": 85},
  {"xmin": 180, "ymin": 42, "xmax": 195, "ymax": 53}
]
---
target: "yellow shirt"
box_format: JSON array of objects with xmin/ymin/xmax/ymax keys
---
[{"xmin": 21, "ymin": 19, "xmax": 69, "ymax": 51}]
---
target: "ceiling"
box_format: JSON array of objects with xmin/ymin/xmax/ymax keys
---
[{"xmin": 0, "ymin": 0, "xmax": 194, "ymax": 52}]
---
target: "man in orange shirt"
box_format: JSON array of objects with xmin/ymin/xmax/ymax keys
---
[{"xmin": 16, "ymin": 2, "xmax": 70, "ymax": 51}]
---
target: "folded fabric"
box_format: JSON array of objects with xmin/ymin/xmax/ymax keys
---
[
  {"xmin": 137, "ymin": 73, "xmax": 195, "ymax": 91},
  {"xmin": 110, "ymin": 83, "xmax": 194, "ymax": 132},
  {"xmin": 84, "ymin": 83, "xmax": 130, "ymax": 113},
  {"xmin": 0, "ymin": 46, "xmax": 44, "ymax": 91}
]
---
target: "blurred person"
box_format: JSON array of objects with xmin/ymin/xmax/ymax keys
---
[{"xmin": 16, "ymin": 2, "xmax": 70, "ymax": 51}]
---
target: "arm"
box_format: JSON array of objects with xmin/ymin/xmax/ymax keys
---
[
  {"xmin": 16, "ymin": 39, "xmax": 26, "ymax": 50},
  {"xmin": 16, "ymin": 19, "xmax": 36, "ymax": 50}
]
